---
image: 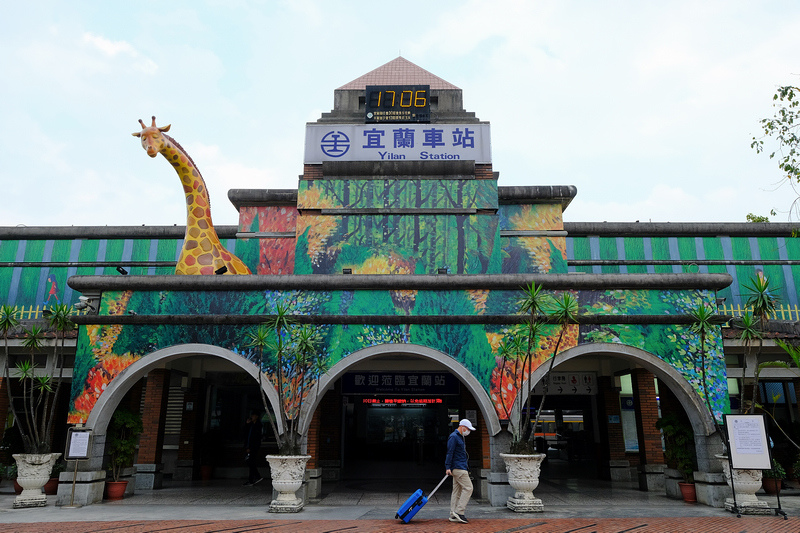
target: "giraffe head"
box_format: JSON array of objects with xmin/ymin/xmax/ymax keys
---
[{"xmin": 132, "ymin": 116, "xmax": 172, "ymax": 158}]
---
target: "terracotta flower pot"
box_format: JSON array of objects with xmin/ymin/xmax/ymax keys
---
[
  {"xmin": 105, "ymin": 480, "xmax": 128, "ymax": 500},
  {"xmin": 678, "ymin": 482, "xmax": 696, "ymax": 502},
  {"xmin": 762, "ymin": 477, "xmax": 781, "ymax": 495},
  {"xmin": 43, "ymin": 477, "xmax": 59, "ymax": 495}
]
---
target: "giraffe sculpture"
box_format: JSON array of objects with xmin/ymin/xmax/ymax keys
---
[{"xmin": 132, "ymin": 117, "xmax": 251, "ymax": 275}]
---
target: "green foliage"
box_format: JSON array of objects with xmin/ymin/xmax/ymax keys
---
[
  {"xmin": 746, "ymin": 213, "xmax": 771, "ymax": 223},
  {"xmin": 12, "ymin": 310, "xmax": 74, "ymax": 454},
  {"xmin": 656, "ymin": 412, "xmax": 696, "ymax": 483},
  {"xmin": 764, "ymin": 458, "xmax": 786, "ymax": 479},
  {"xmin": 792, "ymin": 455, "xmax": 800, "ymax": 479},
  {"xmin": 752, "ymin": 85, "xmax": 800, "ymax": 218},
  {"xmin": 498, "ymin": 284, "xmax": 578, "ymax": 452},
  {"xmin": 107, "ymin": 408, "xmax": 143, "ymax": 482},
  {"xmin": 246, "ymin": 306, "xmax": 328, "ymax": 455},
  {"xmin": 741, "ymin": 275, "xmax": 779, "ymax": 415}
]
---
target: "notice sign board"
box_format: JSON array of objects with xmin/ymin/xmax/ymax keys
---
[
  {"xmin": 65, "ymin": 428, "xmax": 92, "ymax": 460},
  {"xmin": 724, "ymin": 414, "xmax": 772, "ymax": 470}
]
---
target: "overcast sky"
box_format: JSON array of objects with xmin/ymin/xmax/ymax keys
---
[{"xmin": 2, "ymin": 1, "xmax": 799, "ymax": 228}]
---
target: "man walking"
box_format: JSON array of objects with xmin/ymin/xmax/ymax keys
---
[{"xmin": 445, "ymin": 418, "xmax": 475, "ymax": 523}]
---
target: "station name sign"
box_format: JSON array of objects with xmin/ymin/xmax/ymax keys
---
[
  {"xmin": 341, "ymin": 371, "xmax": 459, "ymax": 395},
  {"xmin": 304, "ymin": 123, "xmax": 491, "ymax": 164}
]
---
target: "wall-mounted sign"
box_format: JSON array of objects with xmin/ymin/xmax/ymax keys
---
[
  {"xmin": 530, "ymin": 372, "xmax": 598, "ymax": 396},
  {"xmin": 365, "ymin": 85, "xmax": 430, "ymax": 123},
  {"xmin": 342, "ymin": 372, "xmax": 459, "ymax": 395},
  {"xmin": 304, "ymin": 123, "xmax": 491, "ymax": 164}
]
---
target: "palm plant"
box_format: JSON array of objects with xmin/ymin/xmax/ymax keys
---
[
  {"xmin": 742, "ymin": 275, "xmax": 778, "ymax": 414},
  {"xmin": 529, "ymin": 292, "xmax": 578, "ymax": 450},
  {"xmin": 689, "ymin": 303, "xmax": 721, "ymax": 429},
  {"xmin": 245, "ymin": 302, "xmax": 329, "ymax": 455},
  {"xmin": 497, "ymin": 285, "xmax": 578, "ymax": 453},
  {"xmin": 0, "ymin": 305, "xmax": 20, "ymax": 415},
  {"xmin": 737, "ymin": 311, "xmax": 760, "ymax": 414},
  {"xmin": 2, "ymin": 304, "xmax": 74, "ymax": 454}
]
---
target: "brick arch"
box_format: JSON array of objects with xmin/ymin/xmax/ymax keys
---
[{"xmin": 296, "ymin": 343, "xmax": 502, "ymax": 437}]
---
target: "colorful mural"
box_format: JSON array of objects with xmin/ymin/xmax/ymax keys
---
[
  {"xmin": 67, "ymin": 286, "xmax": 728, "ymax": 424},
  {"xmin": 293, "ymin": 178, "xmax": 501, "ymax": 275}
]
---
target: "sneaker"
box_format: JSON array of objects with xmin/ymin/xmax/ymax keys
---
[
  {"xmin": 457, "ymin": 514, "xmax": 469, "ymax": 523},
  {"xmin": 253, "ymin": 477, "xmax": 264, "ymax": 485},
  {"xmin": 449, "ymin": 514, "xmax": 461, "ymax": 522}
]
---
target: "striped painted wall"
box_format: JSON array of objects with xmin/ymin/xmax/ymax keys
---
[
  {"xmin": 0, "ymin": 226, "xmax": 252, "ymax": 317},
  {"xmin": 565, "ymin": 223, "xmax": 800, "ymax": 312}
]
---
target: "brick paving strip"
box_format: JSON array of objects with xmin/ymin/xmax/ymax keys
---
[{"xmin": 0, "ymin": 517, "xmax": 797, "ymax": 533}]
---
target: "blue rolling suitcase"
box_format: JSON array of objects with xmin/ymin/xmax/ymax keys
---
[{"xmin": 395, "ymin": 475, "xmax": 449, "ymax": 523}]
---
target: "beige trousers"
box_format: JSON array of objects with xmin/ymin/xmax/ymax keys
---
[{"xmin": 450, "ymin": 469, "xmax": 473, "ymax": 515}]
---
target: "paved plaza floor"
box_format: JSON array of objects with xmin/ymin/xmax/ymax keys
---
[{"xmin": 0, "ymin": 474, "xmax": 797, "ymax": 531}]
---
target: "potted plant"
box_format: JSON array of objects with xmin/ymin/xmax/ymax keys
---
[
  {"xmin": 104, "ymin": 408, "xmax": 143, "ymax": 500},
  {"xmin": 43, "ymin": 459, "xmax": 66, "ymax": 495},
  {"xmin": 244, "ymin": 302, "xmax": 329, "ymax": 512},
  {"xmin": 792, "ymin": 455, "xmax": 800, "ymax": 485},
  {"xmin": 656, "ymin": 412, "xmax": 697, "ymax": 502},
  {"xmin": 762, "ymin": 458, "xmax": 785, "ymax": 495},
  {"xmin": 495, "ymin": 283, "xmax": 577, "ymax": 512},
  {"xmin": 1, "ymin": 304, "xmax": 74, "ymax": 508}
]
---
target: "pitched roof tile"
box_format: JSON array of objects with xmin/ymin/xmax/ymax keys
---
[{"xmin": 337, "ymin": 57, "xmax": 459, "ymax": 91}]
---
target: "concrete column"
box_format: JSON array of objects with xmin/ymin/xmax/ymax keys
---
[
  {"xmin": 631, "ymin": 369, "xmax": 665, "ymax": 491},
  {"xmin": 135, "ymin": 368, "xmax": 170, "ymax": 490},
  {"xmin": 56, "ymin": 433, "xmax": 107, "ymax": 507},
  {"xmin": 487, "ymin": 428, "xmax": 513, "ymax": 506}
]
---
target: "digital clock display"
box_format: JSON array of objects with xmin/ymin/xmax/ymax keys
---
[{"xmin": 365, "ymin": 85, "xmax": 430, "ymax": 123}]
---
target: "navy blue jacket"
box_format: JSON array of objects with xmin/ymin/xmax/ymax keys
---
[{"xmin": 445, "ymin": 429, "xmax": 469, "ymax": 471}]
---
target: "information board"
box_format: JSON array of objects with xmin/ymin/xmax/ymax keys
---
[
  {"xmin": 724, "ymin": 414, "xmax": 772, "ymax": 470},
  {"xmin": 65, "ymin": 428, "xmax": 92, "ymax": 460}
]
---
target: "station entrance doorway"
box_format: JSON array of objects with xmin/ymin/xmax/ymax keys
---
[
  {"xmin": 528, "ymin": 393, "xmax": 599, "ymax": 478},
  {"xmin": 338, "ymin": 368, "xmax": 465, "ymax": 482}
]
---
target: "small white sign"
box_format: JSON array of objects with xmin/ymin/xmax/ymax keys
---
[
  {"xmin": 725, "ymin": 414, "xmax": 772, "ymax": 470},
  {"xmin": 66, "ymin": 429, "xmax": 92, "ymax": 460}
]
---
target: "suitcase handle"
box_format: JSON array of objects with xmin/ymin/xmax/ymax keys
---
[{"xmin": 427, "ymin": 475, "xmax": 449, "ymax": 499}]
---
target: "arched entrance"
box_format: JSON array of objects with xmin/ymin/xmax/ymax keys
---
[
  {"xmin": 86, "ymin": 343, "xmax": 283, "ymax": 434},
  {"xmin": 72, "ymin": 343, "xmax": 285, "ymax": 501},
  {"xmin": 506, "ymin": 342, "xmax": 723, "ymax": 491},
  {"xmin": 298, "ymin": 343, "xmax": 500, "ymax": 491}
]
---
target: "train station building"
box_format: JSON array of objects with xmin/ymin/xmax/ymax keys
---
[{"xmin": 1, "ymin": 57, "xmax": 799, "ymax": 508}]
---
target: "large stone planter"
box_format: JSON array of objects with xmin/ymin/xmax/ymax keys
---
[
  {"xmin": 500, "ymin": 453, "xmax": 545, "ymax": 512},
  {"xmin": 12, "ymin": 453, "xmax": 61, "ymax": 508},
  {"xmin": 717, "ymin": 455, "xmax": 770, "ymax": 515},
  {"xmin": 266, "ymin": 455, "xmax": 310, "ymax": 513}
]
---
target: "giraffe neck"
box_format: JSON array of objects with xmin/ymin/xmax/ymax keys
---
[{"xmin": 159, "ymin": 135, "xmax": 216, "ymax": 233}]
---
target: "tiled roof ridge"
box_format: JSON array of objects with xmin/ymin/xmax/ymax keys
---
[{"xmin": 337, "ymin": 57, "xmax": 460, "ymax": 91}]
